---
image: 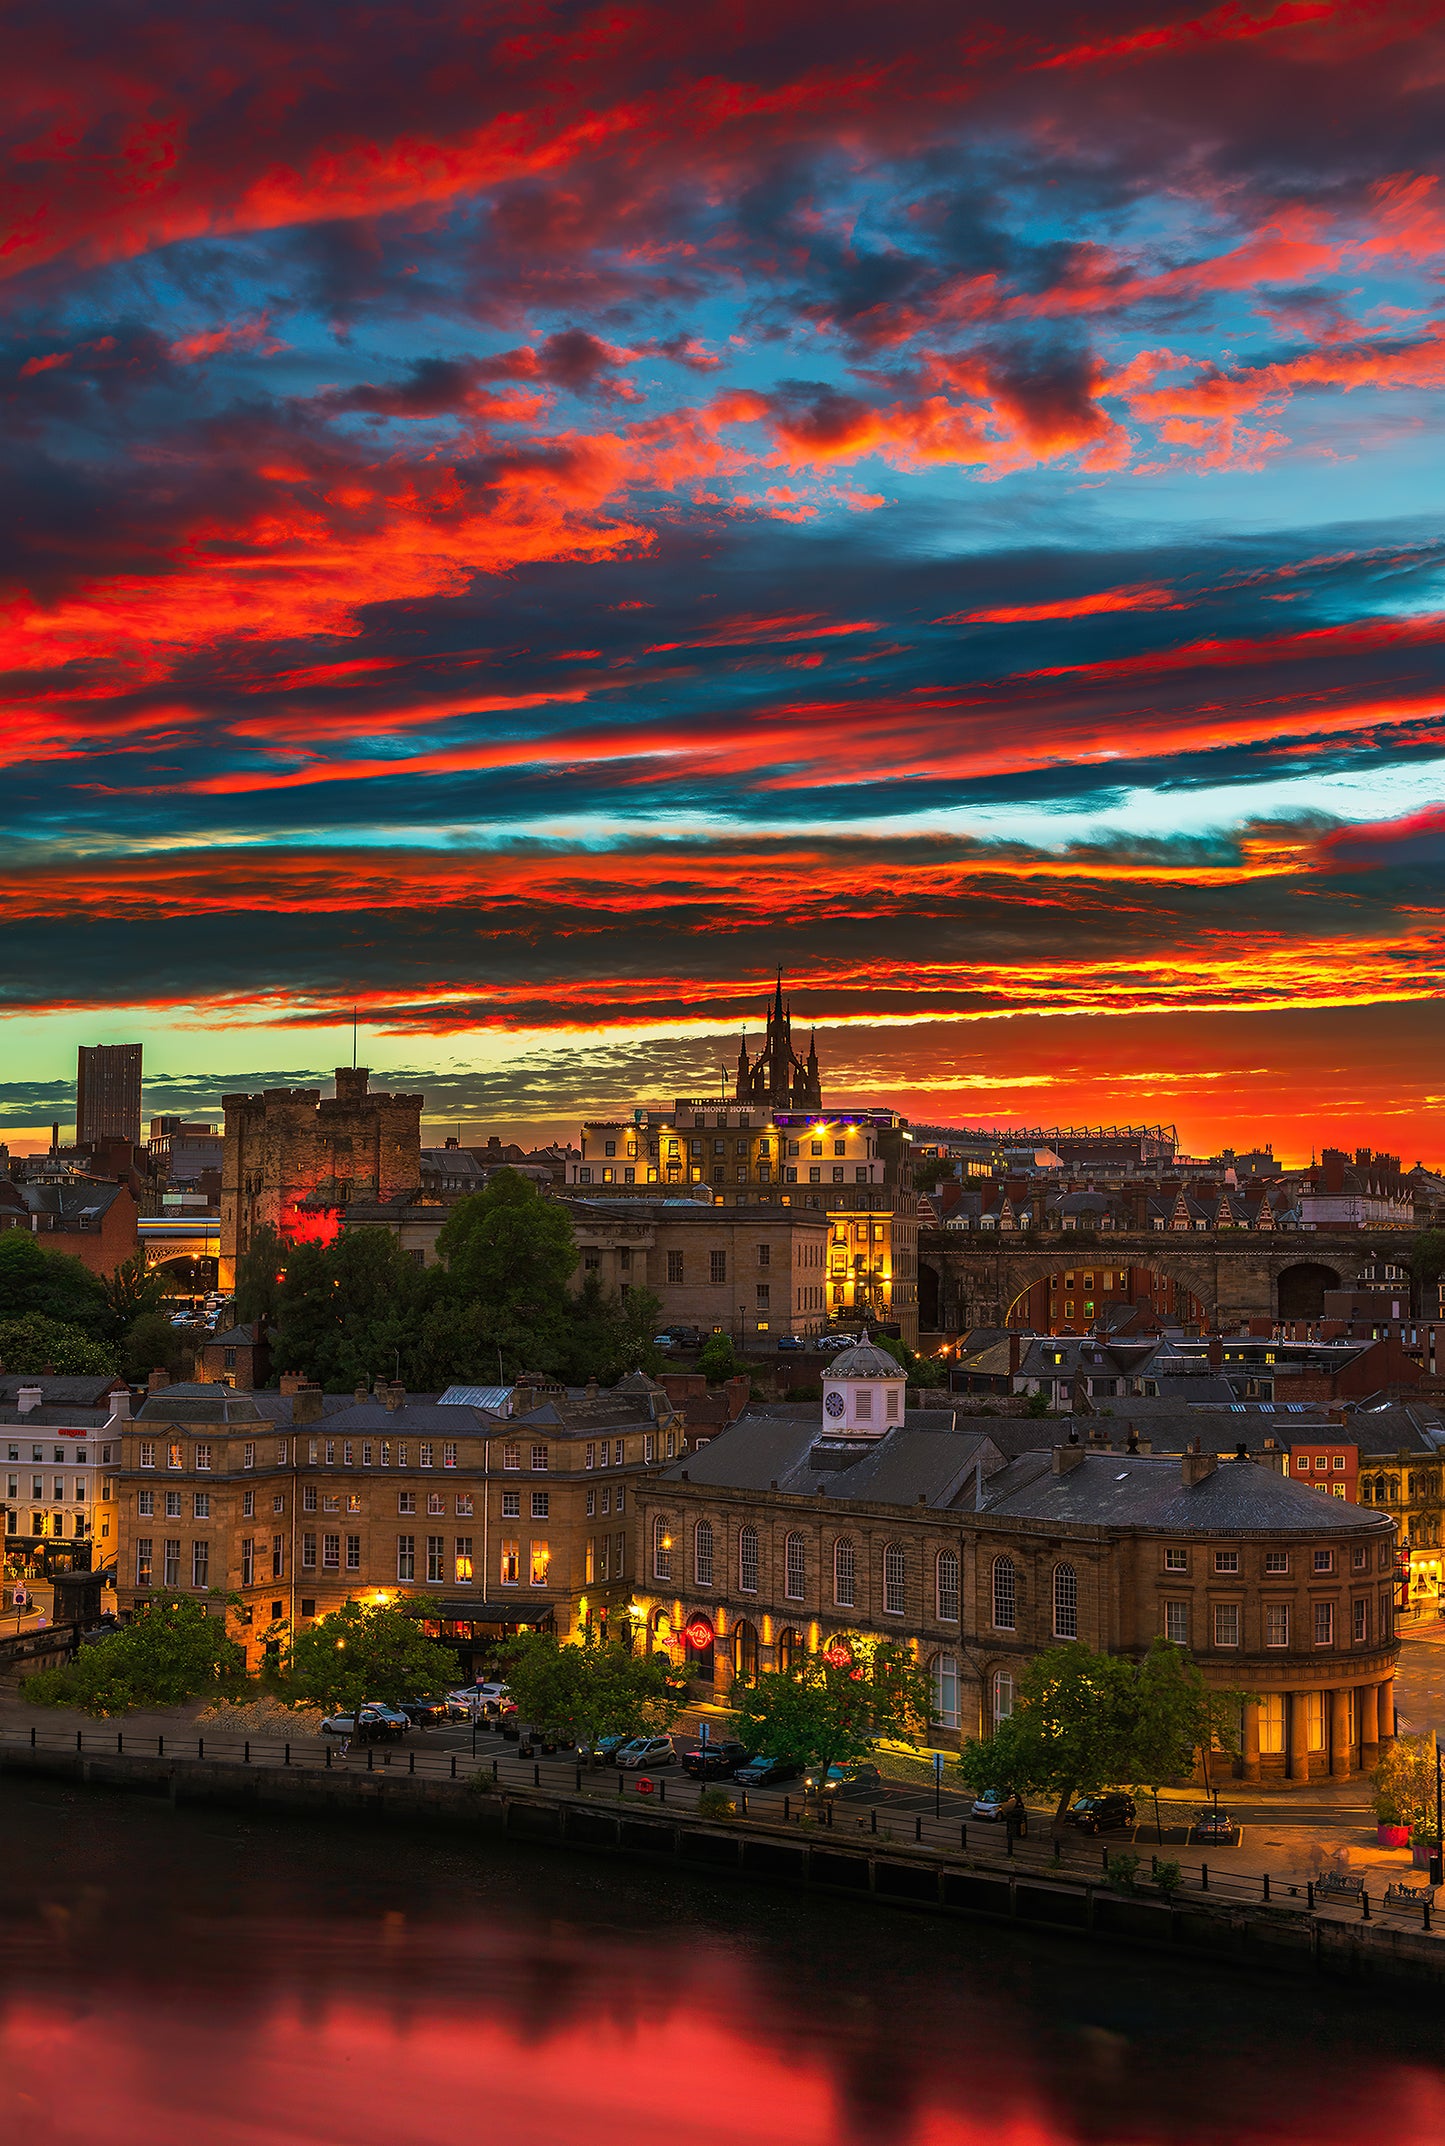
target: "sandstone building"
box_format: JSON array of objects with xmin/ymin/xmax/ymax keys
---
[
  {"xmin": 635, "ymin": 1340, "xmax": 1399, "ymax": 1785},
  {"xmin": 112, "ymin": 1375, "xmax": 687, "ymax": 1673},
  {"xmin": 219, "ymin": 1069, "xmax": 423, "ymax": 1287}
]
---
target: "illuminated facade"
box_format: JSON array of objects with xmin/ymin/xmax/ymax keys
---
[
  {"xmin": 567, "ymin": 1200, "xmax": 831, "ymax": 1341},
  {"xmin": 637, "ymin": 1400, "xmax": 1400, "ymax": 1782},
  {"xmin": 112, "ymin": 1377, "xmax": 686, "ymax": 1671},
  {"xmin": 219, "ymin": 1068, "xmax": 423, "ymax": 1288},
  {"xmin": 569, "ymin": 1102, "xmax": 917, "ymax": 1342}
]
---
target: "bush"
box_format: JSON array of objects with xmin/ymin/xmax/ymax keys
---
[
  {"xmin": 1153, "ymin": 1859, "xmax": 1182, "ymax": 1895},
  {"xmin": 21, "ymin": 1597, "xmax": 246, "ymax": 1716},
  {"xmin": 1106, "ymin": 1852, "xmax": 1141, "ymax": 1891},
  {"xmin": 698, "ymin": 1332, "xmax": 738, "ymax": 1384},
  {"xmin": 697, "ymin": 1786, "xmax": 737, "ymax": 1820}
]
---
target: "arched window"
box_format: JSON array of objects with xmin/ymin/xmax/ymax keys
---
[
  {"xmin": 652, "ymin": 1513, "xmax": 673, "ymax": 1583},
  {"xmin": 883, "ymin": 1541, "xmax": 906, "ymax": 1616},
  {"xmin": 833, "ymin": 1536, "xmax": 856, "ymax": 1608},
  {"xmin": 936, "ymin": 1548, "xmax": 960, "ymax": 1623},
  {"xmin": 733, "ymin": 1619, "xmax": 759, "ymax": 1685},
  {"xmin": 1053, "ymin": 1562, "xmax": 1078, "ymax": 1639},
  {"xmin": 785, "ymin": 1531, "xmax": 805, "ymax": 1601},
  {"xmin": 776, "ymin": 1625, "xmax": 803, "ymax": 1673},
  {"xmin": 694, "ymin": 1519, "xmax": 714, "ymax": 1588},
  {"xmin": 992, "ymin": 1669, "xmax": 1015, "ymax": 1725},
  {"xmin": 1360, "ymin": 1479, "xmax": 1373, "ymax": 1503},
  {"xmin": 738, "ymin": 1525, "xmax": 759, "ymax": 1593},
  {"xmin": 992, "ymin": 1555, "xmax": 1017, "ymax": 1631},
  {"xmin": 930, "ymin": 1652, "xmax": 960, "ymax": 1729}
]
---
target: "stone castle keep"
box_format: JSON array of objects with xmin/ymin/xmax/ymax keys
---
[{"xmin": 219, "ymin": 1068, "xmax": 423, "ymax": 1286}]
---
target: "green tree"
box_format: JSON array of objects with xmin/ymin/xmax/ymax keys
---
[
  {"xmin": 1409, "ymin": 1231, "xmax": 1445, "ymax": 1310},
  {"xmin": 0, "ymin": 1313, "xmax": 115, "ymax": 1375},
  {"xmin": 284, "ymin": 1596, "xmax": 460, "ymax": 1713},
  {"xmin": 272, "ymin": 1228, "xmax": 431, "ymax": 1390},
  {"xmin": 729, "ymin": 1635, "xmax": 929, "ymax": 1783},
  {"xmin": 959, "ymin": 1642, "xmax": 1140, "ymax": 1835},
  {"xmin": 1372, "ymin": 1730, "xmax": 1439, "ymax": 1836},
  {"xmin": 233, "ymin": 1223, "xmax": 286, "ymax": 1327},
  {"xmin": 912, "ymin": 1154, "xmax": 957, "ymax": 1195},
  {"xmin": 103, "ymin": 1252, "xmax": 167, "ymax": 1334},
  {"xmin": 436, "ymin": 1171, "xmax": 577, "ymax": 1310},
  {"xmin": 22, "ymin": 1597, "xmax": 246, "ymax": 1716},
  {"xmin": 0, "ymin": 1232, "xmax": 110, "ymax": 1334},
  {"xmin": 1130, "ymin": 1639, "xmax": 1243, "ymax": 1839},
  {"xmin": 698, "ymin": 1331, "xmax": 738, "ymax": 1384},
  {"xmin": 500, "ymin": 1629, "xmax": 687, "ymax": 1751},
  {"xmin": 122, "ymin": 1310, "xmax": 191, "ymax": 1384}
]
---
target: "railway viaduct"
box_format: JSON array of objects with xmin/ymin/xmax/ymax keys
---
[{"xmin": 918, "ymin": 1227, "xmax": 1397, "ymax": 1334}]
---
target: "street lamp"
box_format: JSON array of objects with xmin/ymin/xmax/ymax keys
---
[{"xmin": 1433, "ymin": 1740, "xmax": 1443, "ymax": 1890}]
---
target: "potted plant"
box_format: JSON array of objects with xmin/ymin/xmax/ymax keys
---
[
  {"xmin": 1372, "ymin": 1733, "xmax": 1435, "ymax": 1848},
  {"xmin": 1375, "ymin": 1798, "xmax": 1410, "ymax": 1850}
]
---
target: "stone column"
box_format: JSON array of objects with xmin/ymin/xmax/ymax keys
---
[
  {"xmin": 1378, "ymin": 1674, "xmax": 1395, "ymax": 1744},
  {"xmin": 1241, "ymin": 1694, "xmax": 1261, "ymax": 1782},
  {"xmin": 1330, "ymin": 1686, "xmax": 1353, "ymax": 1777},
  {"xmin": 1358, "ymin": 1680, "xmax": 1379, "ymax": 1765},
  {"xmin": 1288, "ymin": 1689, "xmax": 1310, "ymax": 1783}
]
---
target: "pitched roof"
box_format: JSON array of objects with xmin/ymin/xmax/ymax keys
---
[{"xmin": 976, "ymin": 1450, "xmax": 1386, "ymax": 1534}]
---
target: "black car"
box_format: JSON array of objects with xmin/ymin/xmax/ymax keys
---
[
  {"xmin": 681, "ymin": 1739, "xmax": 750, "ymax": 1779},
  {"xmin": 733, "ymin": 1753, "xmax": 800, "ymax": 1787},
  {"xmin": 1191, "ymin": 1807, "xmax": 1241, "ymax": 1845},
  {"xmin": 396, "ymin": 1697, "xmax": 448, "ymax": 1727},
  {"xmin": 1066, "ymin": 1793, "xmax": 1137, "ymax": 1834}
]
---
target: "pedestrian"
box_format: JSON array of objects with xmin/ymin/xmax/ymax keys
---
[{"xmin": 1007, "ymin": 1792, "xmax": 1028, "ymax": 1841}]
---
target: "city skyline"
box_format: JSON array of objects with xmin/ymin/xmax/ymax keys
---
[{"xmin": 5, "ymin": 6, "xmax": 1445, "ymax": 1160}]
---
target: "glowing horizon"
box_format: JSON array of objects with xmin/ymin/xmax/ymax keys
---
[{"xmin": 4, "ymin": 2, "xmax": 1444, "ymax": 1165}]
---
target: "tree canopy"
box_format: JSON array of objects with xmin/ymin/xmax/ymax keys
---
[
  {"xmin": 500, "ymin": 1628, "xmax": 687, "ymax": 1749},
  {"xmin": 284, "ymin": 1596, "xmax": 460, "ymax": 1713},
  {"xmin": 23, "ymin": 1597, "xmax": 246, "ymax": 1716},
  {"xmin": 729, "ymin": 1635, "xmax": 929, "ymax": 1779},
  {"xmin": 0, "ymin": 1312, "xmax": 116, "ymax": 1375},
  {"xmin": 0, "ymin": 1232, "xmax": 111, "ymax": 1335},
  {"xmin": 959, "ymin": 1639, "xmax": 1241, "ymax": 1832}
]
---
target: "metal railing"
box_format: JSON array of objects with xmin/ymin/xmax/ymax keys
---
[{"xmin": 3, "ymin": 1719, "xmax": 1437, "ymax": 1935}]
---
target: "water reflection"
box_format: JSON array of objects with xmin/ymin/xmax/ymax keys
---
[{"xmin": 3, "ymin": 1778, "xmax": 1444, "ymax": 2146}]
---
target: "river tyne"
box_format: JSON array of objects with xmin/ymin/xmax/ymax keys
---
[{"xmin": 4, "ymin": 1777, "xmax": 1444, "ymax": 2146}]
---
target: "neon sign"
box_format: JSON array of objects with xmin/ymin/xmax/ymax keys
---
[{"xmin": 683, "ymin": 1617, "xmax": 714, "ymax": 1650}]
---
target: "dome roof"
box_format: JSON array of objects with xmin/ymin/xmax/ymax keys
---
[{"xmin": 824, "ymin": 1335, "xmax": 904, "ymax": 1381}]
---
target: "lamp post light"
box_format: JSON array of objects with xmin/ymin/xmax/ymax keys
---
[{"xmin": 1432, "ymin": 1740, "xmax": 1443, "ymax": 1890}]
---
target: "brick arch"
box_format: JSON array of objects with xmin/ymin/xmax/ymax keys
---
[{"xmin": 1002, "ymin": 1258, "xmax": 1209, "ymax": 1330}]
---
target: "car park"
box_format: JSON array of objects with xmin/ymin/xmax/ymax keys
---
[
  {"xmin": 615, "ymin": 1735, "xmax": 677, "ymax": 1770},
  {"xmin": 1065, "ymin": 1793, "xmax": 1137, "ymax": 1834},
  {"xmin": 733, "ymin": 1753, "xmax": 800, "ymax": 1786},
  {"xmin": 803, "ymin": 1761, "xmax": 883, "ymax": 1800},
  {"xmin": 321, "ymin": 1704, "xmax": 411, "ymax": 1741},
  {"xmin": 681, "ymin": 1739, "xmax": 750, "ymax": 1778}
]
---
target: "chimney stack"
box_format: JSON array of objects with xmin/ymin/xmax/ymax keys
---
[
  {"xmin": 354, "ymin": 1382, "xmax": 368, "ymax": 1407},
  {"xmin": 385, "ymin": 1381, "xmax": 405, "ymax": 1412},
  {"xmin": 1008, "ymin": 1331, "xmax": 1022, "ymax": 1379},
  {"xmin": 292, "ymin": 1382, "xmax": 324, "ymax": 1425},
  {"xmin": 16, "ymin": 1384, "xmax": 43, "ymax": 1416},
  {"xmin": 1181, "ymin": 1438, "xmax": 1217, "ymax": 1487},
  {"xmin": 147, "ymin": 1367, "xmax": 170, "ymax": 1392},
  {"xmin": 1052, "ymin": 1443, "xmax": 1086, "ymax": 1474}
]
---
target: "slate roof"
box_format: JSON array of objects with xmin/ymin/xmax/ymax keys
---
[
  {"xmin": 976, "ymin": 1450, "xmax": 1386, "ymax": 1535},
  {"xmin": 313, "ymin": 1400, "xmax": 503, "ymax": 1433},
  {"xmin": 0, "ymin": 1375, "xmax": 126, "ymax": 1406},
  {"xmin": 0, "ymin": 1404, "xmax": 112, "ymax": 1429}
]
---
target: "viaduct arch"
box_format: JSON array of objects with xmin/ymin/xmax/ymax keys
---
[{"xmin": 918, "ymin": 1228, "xmax": 1389, "ymax": 1334}]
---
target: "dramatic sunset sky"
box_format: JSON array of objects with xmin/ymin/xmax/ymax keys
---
[{"xmin": 4, "ymin": 0, "xmax": 1444, "ymax": 1157}]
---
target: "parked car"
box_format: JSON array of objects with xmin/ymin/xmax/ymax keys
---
[
  {"xmin": 1191, "ymin": 1807, "xmax": 1241, "ymax": 1845},
  {"xmin": 652, "ymin": 1333, "xmax": 677, "ymax": 1350},
  {"xmin": 733, "ymin": 1753, "xmax": 800, "ymax": 1786},
  {"xmin": 803, "ymin": 1761, "xmax": 883, "ymax": 1800},
  {"xmin": 579, "ymin": 1732, "xmax": 633, "ymax": 1766},
  {"xmin": 1065, "ymin": 1793, "xmax": 1137, "ymax": 1834},
  {"xmin": 681, "ymin": 1739, "xmax": 751, "ymax": 1779},
  {"xmin": 396, "ymin": 1697, "xmax": 448, "ymax": 1727},
  {"xmin": 776, "ymin": 1335, "xmax": 806, "ymax": 1352},
  {"xmin": 970, "ymin": 1789, "xmax": 1017, "ymax": 1822},
  {"xmin": 814, "ymin": 1333, "xmax": 857, "ymax": 1353},
  {"xmin": 321, "ymin": 1704, "xmax": 411, "ymax": 1741},
  {"xmin": 668, "ymin": 1326, "xmax": 704, "ymax": 1349},
  {"xmin": 615, "ymin": 1735, "xmax": 677, "ymax": 1770}
]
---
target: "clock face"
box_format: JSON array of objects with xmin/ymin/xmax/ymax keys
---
[{"xmin": 824, "ymin": 1390, "xmax": 846, "ymax": 1417}]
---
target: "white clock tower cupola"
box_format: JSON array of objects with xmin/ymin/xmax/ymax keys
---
[{"xmin": 821, "ymin": 1334, "xmax": 906, "ymax": 1440}]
